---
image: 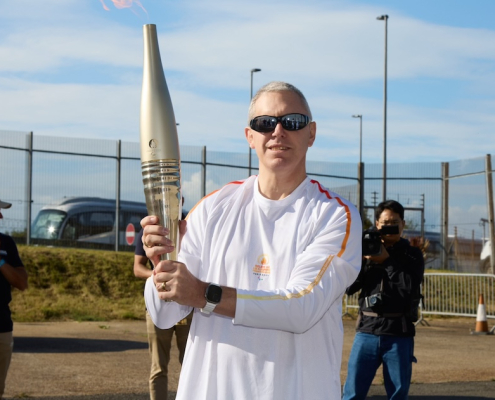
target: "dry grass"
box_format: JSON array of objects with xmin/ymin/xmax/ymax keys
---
[{"xmin": 10, "ymin": 245, "xmax": 146, "ymax": 322}]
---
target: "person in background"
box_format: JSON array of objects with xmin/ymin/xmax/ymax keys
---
[
  {"xmin": 140, "ymin": 81, "xmax": 362, "ymax": 399},
  {"xmin": 0, "ymin": 199, "xmax": 28, "ymax": 398},
  {"xmin": 342, "ymin": 200, "xmax": 425, "ymax": 400},
  {"xmin": 133, "ymin": 200, "xmax": 191, "ymax": 400}
]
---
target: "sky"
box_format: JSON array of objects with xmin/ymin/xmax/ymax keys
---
[{"xmin": 1, "ymin": 0, "xmax": 495, "ymax": 164}]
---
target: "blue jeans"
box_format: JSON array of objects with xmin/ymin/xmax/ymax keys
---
[{"xmin": 342, "ymin": 332, "xmax": 416, "ymax": 400}]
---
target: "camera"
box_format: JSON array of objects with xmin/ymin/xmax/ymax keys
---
[
  {"xmin": 364, "ymin": 293, "xmax": 383, "ymax": 309},
  {"xmin": 362, "ymin": 225, "xmax": 400, "ymax": 256}
]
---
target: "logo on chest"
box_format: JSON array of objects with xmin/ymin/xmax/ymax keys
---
[{"xmin": 252, "ymin": 254, "xmax": 271, "ymax": 281}]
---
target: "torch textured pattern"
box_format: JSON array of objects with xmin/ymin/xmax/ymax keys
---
[{"xmin": 140, "ymin": 24, "xmax": 181, "ymax": 261}]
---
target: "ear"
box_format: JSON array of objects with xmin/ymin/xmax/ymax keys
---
[
  {"xmin": 307, "ymin": 121, "xmax": 316, "ymax": 148},
  {"xmin": 245, "ymin": 127, "xmax": 255, "ymax": 149},
  {"xmin": 375, "ymin": 220, "xmax": 380, "ymax": 230}
]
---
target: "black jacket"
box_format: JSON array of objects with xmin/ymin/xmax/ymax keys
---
[
  {"xmin": 346, "ymin": 238, "xmax": 424, "ymax": 337},
  {"xmin": 0, "ymin": 233, "xmax": 24, "ymax": 332}
]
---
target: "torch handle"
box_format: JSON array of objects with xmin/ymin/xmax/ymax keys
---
[{"xmin": 142, "ymin": 159, "xmax": 181, "ymax": 261}]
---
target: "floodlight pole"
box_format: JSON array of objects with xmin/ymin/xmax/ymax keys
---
[{"xmin": 377, "ymin": 14, "xmax": 388, "ymax": 202}]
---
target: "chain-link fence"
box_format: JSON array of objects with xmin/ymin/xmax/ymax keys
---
[{"xmin": 1, "ymin": 129, "xmax": 493, "ymax": 272}]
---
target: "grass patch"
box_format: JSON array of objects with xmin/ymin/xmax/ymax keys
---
[{"xmin": 10, "ymin": 245, "xmax": 147, "ymax": 322}]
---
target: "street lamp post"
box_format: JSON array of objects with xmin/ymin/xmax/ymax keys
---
[
  {"xmin": 377, "ymin": 14, "xmax": 388, "ymax": 202},
  {"xmin": 248, "ymin": 68, "xmax": 261, "ymax": 177},
  {"xmin": 352, "ymin": 114, "xmax": 364, "ymax": 217},
  {"xmin": 352, "ymin": 114, "xmax": 363, "ymax": 164}
]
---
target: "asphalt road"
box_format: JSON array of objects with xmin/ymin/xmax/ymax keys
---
[
  {"xmin": 4, "ymin": 318, "xmax": 495, "ymax": 399},
  {"xmin": 8, "ymin": 381, "xmax": 495, "ymax": 399}
]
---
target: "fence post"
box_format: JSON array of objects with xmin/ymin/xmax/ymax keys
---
[
  {"xmin": 453, "ymin": 226, "xmax": 458, "ymax": 272},
  {"xmin": 485, "ymin": 154, "xmax": 495, "ymax": 273},
  {"xmin": 26, "ymin": 131, "xmax": 33, "ymax": 245},
  {"xmin": 441, "ymin": 162, "xmax": 449, "ymax": 270},
  {"xmin": 115, "ymin": 140, "xmax": 121, "ymax": 252},
  {"xmin": 201, "ymin": 146, "xmax": 206, "ymax": 198},
  {"xmin": 357, "ymin": 162, "xmax": 364, "ymax": 218},
  {"xmin": 421, "ymin": 194, "xmax": 425, "ymax": 239}
]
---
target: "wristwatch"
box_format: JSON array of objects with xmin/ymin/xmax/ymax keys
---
[{"xmin": 200, "ymin": 283, "xmax": 223, "ymax": 314}]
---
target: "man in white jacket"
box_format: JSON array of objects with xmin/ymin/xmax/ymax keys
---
[{"xmin": 142, "ymin": 81, "xmax": 362, "ymax": 400}]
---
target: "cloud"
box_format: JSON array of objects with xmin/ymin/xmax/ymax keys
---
[
  {"xmin": 0, "ymin": 77, "xmax": 140, "ymax": 139},
  {"xmin": 0, "ymin": 25, "xmax": 142, "ymax": 74},
  {"xmin": 0, "ymin": 0, "xmax": 495, "ymax": 164},
  {"xmin": 181, "ymin": 170, "xmax": 219, "ymax": 210}
]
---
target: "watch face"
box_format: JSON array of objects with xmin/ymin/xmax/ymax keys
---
[{"xmin": 206, "ymin": 284, "xmax": 222, "ymax": 304}]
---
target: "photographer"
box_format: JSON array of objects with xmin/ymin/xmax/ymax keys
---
[{"xmin": 342, "ymin": 200, "xmax": 424, "ymax": 400}]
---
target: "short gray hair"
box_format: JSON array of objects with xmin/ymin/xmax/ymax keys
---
[{"xmin": 248, "ymin": 81, "xmax": 312, "ymax": 123}]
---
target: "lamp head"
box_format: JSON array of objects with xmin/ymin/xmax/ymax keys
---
[
  {"xmin": 376, "ymin": 15, "xmax": 388, "ymax": 20},
  {"xmin": 352, "ymin": 114, "xmax": 362, "ymax": 118},
  {"xmin": 251, "ymin": 68, "xmax": 262, "ymax": 73}
]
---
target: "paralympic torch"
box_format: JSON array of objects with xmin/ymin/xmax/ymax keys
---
[{"xmin": 140, "ymin": 24, "xmax": 181, "ymax": 261}]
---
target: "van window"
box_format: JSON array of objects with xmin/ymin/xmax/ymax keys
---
[
  {"xmin": 63, "ymin": 211, "xmax": 115, "ymax": 240},
  {"xmin": 32, "ymin": 210, "xmax": 67, "ymax": 239}
]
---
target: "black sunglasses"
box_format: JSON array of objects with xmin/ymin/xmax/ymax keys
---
[{"xmin": 249, "ymin": 113, "xmax": 310, "ymax": 133}]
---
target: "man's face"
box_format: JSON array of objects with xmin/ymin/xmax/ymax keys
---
[
  {"xmin": 375, "ymin": 209, "xmax": 405, "ymax": 246},
  {"xmin": 245, "ymin": 91, "xmax": 316, "ymax": 177}
]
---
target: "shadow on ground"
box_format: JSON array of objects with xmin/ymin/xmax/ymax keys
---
[
  {"xmin": 12, "ymin": 383, "xmax": 495, "ymax": 400},
  {"xmin": 369, "ymin": 397, "xmax": 492, "ymax": 400},
  {"xmin": 6, "ymin": 393, "xmax": 176, "ymax": 400},
  {"xmin": 366, "ymin": 381, "xmax": 495, "ymax": 400},
  {"xmin": 13, "ymin": 337, "xmax": 148, "ymax": 353}
]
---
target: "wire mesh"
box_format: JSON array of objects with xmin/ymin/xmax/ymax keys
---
[{"xmin": 0, "ymin": 130, "xmax": 492, "ymax": 270}]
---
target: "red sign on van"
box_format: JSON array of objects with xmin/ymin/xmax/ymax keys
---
[{"xmin": 125, "ymin": 223, "xmax": 135, "ymax": 246}]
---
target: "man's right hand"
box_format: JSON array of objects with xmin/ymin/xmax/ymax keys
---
[
  {"xmin": 140, "ymin": 215, "xmax": 187, "ymax": 267},
  {"xmin": 141, "ymin": 215, "xmax": 237, "ymax": 317}
]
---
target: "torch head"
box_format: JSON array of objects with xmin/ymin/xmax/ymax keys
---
[{"xmin": 140, "ymin": 24, "xmax": 180, "ymax": 163}]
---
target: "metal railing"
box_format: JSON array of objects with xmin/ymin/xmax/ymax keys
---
[
  {"xmin": 421, "ymin": 273, "xmax": 495, "ymax": 319},
  {"xmin": 343, "ymin": 290, "xmax": 360, "ymax": 317},
  {"xmin": 343, "ymin": 273, "xmax": 495, "ymax": 321}
]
